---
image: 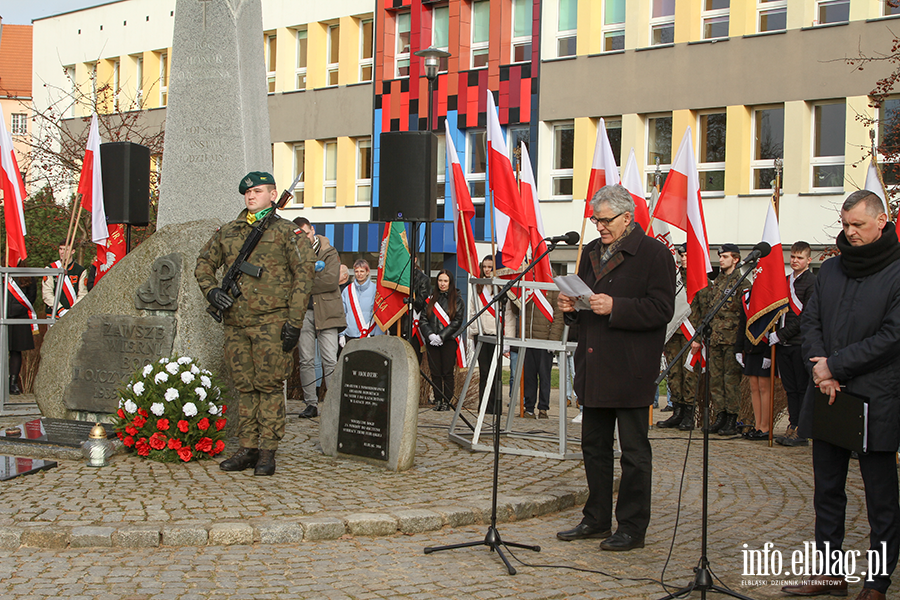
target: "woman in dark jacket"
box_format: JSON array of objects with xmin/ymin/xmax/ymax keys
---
[
  {"xmin": 7, "ymin": 271, "xmax": 37, "ymax": 395},
  {"xmin": 420, "ymin": 269, "xmax": 464, "ymax": 411},
  {"xmin": 735, "ymin": 292, "xmax": 772, "ymax": 440}
]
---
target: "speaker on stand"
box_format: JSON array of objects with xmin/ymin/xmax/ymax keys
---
[
  {"xmin": 377, "ymin": 131, "xmax": 438, "ymax": 223},
  {"xmin": 100, "ymin": 141, "xmax": 151, "ymax": 253}
]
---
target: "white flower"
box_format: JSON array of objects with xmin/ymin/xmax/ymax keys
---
[
  {"xmin": 142, "ymin": 364, "xmax": 153, "ymax": 377},
  {"xmin": 150, "ymin": 402, "xmax": 165, "ymax": 416},
  {"xmin": 177, "ymin": 356, "xmax": 192, "ymax": 365},
  {"xmin": 133, "ymin": 381, "xmax": 145, "ymax": 396},
  {"xmin": 118, "ymin": 398, "xmax": 124, "ymax": 408},
  {"xmin": 164, "ymin": 388, "xmax": 179, "ymax": 402},
  {"xmin": 165, "ymin": 362, "xmax": 179, "ymax": 375},
  {"xmin": 202, "ymin": 369, "xmax": 211, "ymax": 375},
  {"xmin": 182, "ymin": 402, "xmax": 198, "ymax": 417},
  {"xmin": 124, "ymin": 400, "xmax": 137, "ymax": 414},
  {"xmin": 190, "ymin": 365, "xmax": 199, "ymax": 374},
  {"xmin": 208, "ymin": 402, "xmax": 219, "ymax": 415},
  {"xmin": 154, "ymin": 372, "xmax": 169, "ymax": 384},
  {"xmin": 195, "ymin": 387, "xmax": 207, "ymax": 402},
  {"xmin": 180, "ymin": 371, "xmax": 195, "ymax": 384},
  {"xmin": 158, "ymin": 357, "xmax": 168, "ymax": 364},
  {"xmin": 200, "ymin": 375, "xmax": 212, "ymax": 389}
]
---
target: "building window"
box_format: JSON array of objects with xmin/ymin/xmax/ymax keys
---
[
  {"xmin": 292, "ymin": 142, "xmax": 305, "ymax": 207},
  {"xmin": 702, "ymin": 0, "xmax": 729, "ymax": 39},
  {"xmin": 878, "ymin": 98, "xmax": 900, "ymax": 186},
  {"xmin": 758, "ymin": 0, "xmax": 786, "ymax": 32},
  {"xmin": 605, "ymin": 118, "xmax": 623, "ymax": 167},
  {"xmin": 752, "ymin": 105, "xmax": 784, "ymax": 191},
  {"xmin": 436, "ymin": 135, "xmax": 447, "ymax": 204},
  {"xmin": 396, "ymin": 12, "xmax": 411, "ymax": 77},
  {"xmin": 65, "ymin": 66, "xmax": 76, "ymax": 116},
  {"xmin": 158, "ymin": 53, "xmax": 168, "ymax": 106},
  {"xmin": 508, "ymin": 126, "xmax": 531, "ymax": 167},
  {"xmin": 360, "ymin": 19, "xmax": 374, "ymax": 82},
  {"xmin": 90, "ymin": 62, "xmax": 98, "ymax": 108},
  {"xmin": 602, "ymin": 0, "xmax": 625, "ymax": 52},
  {"xmin": 112, "ymin": 59, "xmax": 121, "ymax": 111},
  {"xmin": 327, "ymin": 25, "xmax": 340, "ymax": 86},
  {"xmin": 431, "ymin": 7, "xmax": 450, "ymax": 73},
  {"xmin": 323, "ymin": 140, "xmax": 337, "ymax": 206},
  {"xmin": 646, "ymin": 114, "xmax": 672, "ymax": 189},
  {"xmin": 10, "ymin": 113, "xmax": 27, "ymax": 135},
  {"xmin": 698, "ymin": 112, "xmax": 726, "ymax": 194},
  {"xmin": 265, "ymin": 33, "xmax": 277, "ymax": 92},
  {"xmin": 472, "ymin": 1, "xmax": 490, "ymax": 68},
  {"xmin": 551, "ymin": 122, "xmax": 575, "ymax": 199},
  {"xmin": 557, "ymin": 0, "xmax": 577, "ymax": 57},
  {"xmin": 467, "ymin": 129, "xmax": 487, "ymax": 201},
  {"xmin": 356, "ymin": 137, "xmax": 372, "ymax": 205},
  {"xmin": 811, "ymin": 102, "xmax": 845, "ymax": 191},
  {"xmin": 887, "ymin": 1, "xmax": 900, "ymax": 16},
  {"xmin": 511, "ymin": 0, "xmax": 532, "ymax": 63},
  {"xmin": 296, "ymin": 29, "xmax": 308, "ymax": 89},
  {"xmin": 134, "ymin": 57, "xmax": 143, "ymax": 105},
  {"xmin": 816, "ymin": 0, "xmax": 849, "ymax": 25},
  {"xmin": 650, "ymin": 0, "xmax": 675, "ymax": 45}
]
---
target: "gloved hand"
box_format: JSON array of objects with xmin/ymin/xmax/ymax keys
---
[
  {"xmin": 339, "ymin": 335, "xmax": 347, "ymax": 348},
  {"xmin": 314, "ymin": 260, "xmax": 325, "ymax": 272},
  {"xmin": 207, "ymin": 287, "xmax": 234, "ymax": 311},
  {"xmin": 280, "ymin": 322, "xmax": 302, "ymax": 352},
  {"xmin": 735, "ymin": 353, "xmax": 744, "ymax": 367},
  {"xmin": 768, "ymin": 332, "xmax": 780, "ymax": 346},
  {"xmin": 762, "ymin": 357, "xmax": 771, "ymax": 370},
  {"xmin": 428, "ymin": 334, "xmax": 443, "ymax": 347}
]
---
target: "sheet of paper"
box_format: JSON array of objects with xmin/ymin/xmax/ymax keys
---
[{"xmin": 553, "ymin": 275, "xmax": 593, "ymax": 311}]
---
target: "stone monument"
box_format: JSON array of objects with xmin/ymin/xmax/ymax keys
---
[{"xmin": 319, "ymin": 337, "xmax": 420, "ymax": 472}]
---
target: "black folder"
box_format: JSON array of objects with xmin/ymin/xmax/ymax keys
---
[{"xmin": 811, "ymin": 389, "xmax": 868, "ymax": 453}]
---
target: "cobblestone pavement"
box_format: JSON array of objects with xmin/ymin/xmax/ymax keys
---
[{"xmin": 0, "ymin": 402, "xmax": 880, "ymax": 599}]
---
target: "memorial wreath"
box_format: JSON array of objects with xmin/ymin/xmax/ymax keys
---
[{"xmin": 113, "ymin": 356, "xmax": 229, "ymax": 462}]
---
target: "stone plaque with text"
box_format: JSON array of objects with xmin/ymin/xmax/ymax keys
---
[
  {"xmin": 337, "ymin": 350, "xmax": 391, "ymax": 461},
  {"xmin": 63, "ymin": 315, "xmax": 176, "ymax": 414}
]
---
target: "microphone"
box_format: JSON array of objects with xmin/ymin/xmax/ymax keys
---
[
  {"xmin": 738, "ymin": 242, "xmax": 771, "ymax": 268},
  {"xmin": 544, "ymin": 231, "xmax": 580, "ymax": 246}
]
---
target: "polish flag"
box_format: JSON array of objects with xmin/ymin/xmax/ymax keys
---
[
  {"xmin": 519, "ymin": 142, "xmax": 554, "ymax": 322},
  {"xmin": 487, "ymin": 92, "xmax": 529, "ymax": 270},
  {"xmin": 583, "ymin": 118, "xmax": 620, "ymax": 218},
  {"xmin": 93, "ymin": 224, "xmax": 127, "ymax": 285},
  {"xmin": 0, "ymin": 104, "xmax": 27, "ymax": 267},
  {"xmin": 744, "ymin": 201, "xmax": 789, "ymax": 344},
  {"xmin": 446, "ymin": 130, "xmax": 480, "ymax": 277},
  {"xmin": 652, "ymin": 127, "xmax": 711, "ymax": 303},
  {"xmin": 77, "ymin": 114, "xmax": 109, "ymax": 261},
  {"xmin": 620, "ymin": 148, "xmax": 653, "ymax": 236}
]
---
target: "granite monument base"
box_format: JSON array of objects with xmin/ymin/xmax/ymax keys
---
[{"xmin": 0, "ymin": 418, "xmax": 122, "ymax": 461}]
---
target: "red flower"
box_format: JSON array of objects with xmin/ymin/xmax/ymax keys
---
[
  {"xmin": 123, "ymin": 435, "xmax": 134, "ymax": 447},
  {"xmin": 138, "ymin": 408, "xmax": 148, "ymax": 418},
  {"xmin": 156, "ymin": 419, "xmax": 170, "ymax": 431},
  {"xmin": 117, "ymin": 408, "xmax": 125, "ymax": 419},
  {"xmin": 177, "ymin": 446, "xmax": 193, "ymax": 462},
  {"xmin": 125, "ymin": 424, "xmax": 138, "ymax": 436},
  {"xmin": 177, "ymin": 420, "xmax": 189, "ymax": 433},
  {"xmin": 133, "ymin": 415, "xmax": 146, "ymax": 429},
  {"xmin": 149, "ymin": 432, "xmax": 167, "ymax": 450},
  {"xmin": 167, "ymin": 438, "xmax": 182, "ymax": 450},
  {"xmin": 116, "ymin": 431, "xmax": 124, "ymax": 440},
  {"xmin": 194, "ymin": 437, "xmax": 213, "ymax": 453},
  {"xmin": 197, "ymin": 418, "xmax": 210, "ymax": 431},
  {"xmin": 215, "ymin": 418, "xmax": 227, "ymax": 431},
  {"xmin": 212, "ymin": 440, "xmax": 225, "ymax": 455},
  {"xmin": 135, "ymin": 438, "xmax": 150, "ymax": 456},
  {"xmin": 221, "ymin": 404, "xmax": 227, "ymax": 414}
]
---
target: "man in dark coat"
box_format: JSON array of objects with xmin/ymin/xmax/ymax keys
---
[
  {"xmin": 556, "ymin": 184, "xmax": 676, "ymax": 552},
  {"xmin": 782, "ymin": 190, "xmax": 900, "ymax": 600}
]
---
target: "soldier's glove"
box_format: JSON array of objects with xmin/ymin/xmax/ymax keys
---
[
  {"xmin": 428, "ymin": 334, "xmax": 443, "ymax": 347},
  {"xmin": 281, "ymin": 322, "xmax": 302, "ymax": 352},
  {"xmin": 735, "ymin": 353, "xmax": 744, "ymax": 368},
  {"xmin": 762, "ymin": 357, "xmax": 771, "ymax": 370},
  {"xmin": 207, "ymin": 288, "xmax": 234, "ymax": 311},
  {"xmin": 339, "ymin": 335, "xmax": 347, "ymax": 348}
]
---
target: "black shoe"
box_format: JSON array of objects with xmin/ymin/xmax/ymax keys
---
[
  {"xmin": 599, "ymin": 531, "xmax": 645, "ymax": 552},
  {"xmin": 677, "ymin": 405, "xmax": 695, "ymax": 431},
  {"xmin": 254, "ymin": 449, "xmax": 276, "ymax": 476},
  {"xmin": 9, "ymin": 376, "xmax": 21, "ymax": 395},
  {"xmin": 219, "ymin": 447, "xmax": 259, "ymax": 471},
  {"xmin": 556, "ymin": 523, "xmax": 612, "ymax": 542},
  {"xmin": 705, "ymin": 411, "xmax": 727, "ymax": 434},
  {"xmin": 745, "ymin": 429, "xmax": 770, "ymax": 441},
  {"xmin": 717, "ymin": 413, "xmax": 739, "ymax": 436},
  {"xmin": 656, "ymin": 403, "xmax": 685, "ymax": 428},
  {"xmin": 660, "ymin": 405, "xmax": 674, "ymax": 412},
  {"xmin": 299, "ymin": 405, "xmax": 318, "ymax": 419}
]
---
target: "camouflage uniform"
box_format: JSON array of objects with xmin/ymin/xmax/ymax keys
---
[
  {"xmin": 664, "ymin": 267, "xmax": 697, "ymax": 406},
  {"xmin": 195, "ymin": 210, "xmax": 315, "ymax": 451},
  {"xmin": 689, "ymin": 269, "xmax": 748, "ymax": 415}
]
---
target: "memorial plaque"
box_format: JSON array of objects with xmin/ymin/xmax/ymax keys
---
[
  {"xmin": 0, "ymin": 418, "xmax": 115, "ymax": 447},
  {"xmin": 337, "ymin": 350, "xmax": 391, "ymax": 461},
  {"xmin": 63, "ymin": 315, "xmax": 176, "ymax": 413},
  {"xmin": 0, "ymin": 456, "xmax": 57, "ymax": 481},
  {"xmin": 135, "ymin": 253, "xmax": 182, "ymax": 311}
]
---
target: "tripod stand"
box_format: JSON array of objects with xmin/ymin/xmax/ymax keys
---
[
  {"xmin": 655, "ymin": 261, "xmax": 758, "ymax": 600},
  {"xmin": 424, "ymin": 242, "xmax": 565, "ymax": 574}
]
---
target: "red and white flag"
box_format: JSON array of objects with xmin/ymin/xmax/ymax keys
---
[
  {"xmin": 864, "ymin": 155, "xmax": 900, "ymax": 241},
  {"xmin": 519, "ymin": 142, "xmax": 553, "ymax": 322},
  {"xmin": 583, "ymin": 118, "xmax": 620, "ymax": 218},
  {"xmin": 0, "ymin": 104, "xmax": 27, "ymax": 267},
  {"xmin": 446, "ymin": 129, "xmax": 480, "ymax": 277},
  {"xmin": 487, "ymin": 92, "xmax": 529, "ymax": 271},
  {"xmin": 745, "ymin": 201, "xmax": 789, "ymax": 344},
  {"xmin": 652, "ymin": 128, "xmax": 711, "ymax": 303},
  {"xmin": 77, "ymin": 114, "xmax": 109, "ymax": 261},
  {"xmin": 93, "ymin": 224, "xmax": 127, "ymax": 285},
  {"xmin": 620, "ymin": 148, "xmax": 653, "ymax": 236}
]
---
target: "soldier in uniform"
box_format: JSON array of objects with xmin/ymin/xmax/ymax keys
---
[
  {"xmin": 689, "ymin": 244, "xmax": 748, "ymax": 436},
  {"xmin": 42, "ymin": 241, "xmax": 88, "ymax": 317},
  {"xmin": 195, "ymin": 171, "xmax": 315, "ymax": 476}
]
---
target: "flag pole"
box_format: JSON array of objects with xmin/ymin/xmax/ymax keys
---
[
  {"xmin": 62, "ymin": 193, "xmax": 84, "ymax": 269},
  {"xmin": 871, "ymin": 129, "xmax": 893, "ymax": 222},
  {"xmin": 768, "ymin": 158, "xmax": 783, "ymax": 446}
]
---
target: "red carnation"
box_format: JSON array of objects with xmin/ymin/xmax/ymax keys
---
[
  {"xmin": 149, "ymin": 432, "xmax": 167, "ymax": 450},
  {"xmin": 125, "ymin": 424, "xmax": 138, "ymax": 436},
  {"xmin": 195, "ymin": 437, "xmax": 213, "ymax": 453},
  {"xmin": 116, "ymin": 431, "xmax": 124, "ymax": 440},
  {"xmin": 212, "ymin": 440, "xmax": 225, "ymax": 455},
  {"xmin": 133, "ymin": 415, "xmax": 146, "ymax": 429},
  {"xmin": 123, "ymin": 435, "xmax": 134, "ymax": 447},
  {"xmin": 138, "ymin": 408, "xmax": 148, "ymax": 418},
  {"xmin": 215, "ymin": 418, "xmax": 227, "ymax": 431},
  {"xmin": 156, "ymin": 419, "xmax": 170, "ymax": 431},
  {"xmin": 136, "ymin": 438, "xmax": 150, "ymax": 456},
  {"xmin": 177, "ymin": 420, "xmax": 189, "ymax": 433},
  {"xmin": 168, "ymin": 438, "xmax": 182, "ymax": 450},
  {"xmin": 117, "ymin": 408, "xmax": 125, "ymax": 419},
  {"xmin": 177, "ymin": 446, "xmax": 193, "ymax": 462},
  {"xmin": 221, "ymin": 404, "xmax": 227, "ymax": 414},
  {"xmin": 197, "ymin": 418, "xmax": 210, "ymax": 431}
]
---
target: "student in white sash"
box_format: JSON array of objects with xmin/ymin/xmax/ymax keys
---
[
  {"xmin": 339, "ymin": 259, "xmax": 383, "ymax": 353},
  {"xmin": 420, "ymin": 270, "xmax": 464, "ymax": 412},
  {"xmin": 7, "ymin": 260, "xmax": 37, "ymax": 395},
  {"xmin": 467, "ymin": 256, "xmax": 514, "ymax": 414},
  {"xmin": 42, "ymin": 241, "xmax": 87, "ymax": 317}
]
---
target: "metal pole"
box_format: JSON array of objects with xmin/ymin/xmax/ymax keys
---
[{"xmin": 424, "ymin": 75, "xmax": 435, "ymax": 289}]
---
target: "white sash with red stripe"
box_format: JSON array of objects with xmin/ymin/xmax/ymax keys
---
[
  {"xmin": 478, "ymin": 289, "xmax": 496, "ymax": 318},
  {"xmin": 348, "ymin": 283, "xmax": 374, "ymax": 338},
  {"xmin": 8, "ymin": 280, "xmax": 38, "ymax": 333},
  {"xmin": 432, "ymin": 301, "xmax": 467, "ymax": 368},
  {"xmin": 531, "ymin": 289, "xmax": 554, "ymax": 322},
  {"xmin": 50, "ymin": 260, "xmax": 77, "ymax": 314},
  {"xmin": 679, "ymin": 319, "xmax": 706, "ymax": 372},
  {"xmin": 788, "ymin": 273, "xmax": 803, "ymax": 316}
]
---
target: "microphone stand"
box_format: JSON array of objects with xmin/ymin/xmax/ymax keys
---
[
  {"xmin": 655, "ymin": 260, "xmax": 758, "ymax": 600},
  {"xmin": 424, "ymin": 240, "xmax": 565, "ymax": 574}
]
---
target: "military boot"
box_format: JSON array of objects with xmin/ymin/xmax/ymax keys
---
[
  {"xmin": 9, "ymin": 376, "xmax": 21, "ymax": 395},
  {"xmin": 678, "ymin": 404, "xmax": 695, "ymax": 431},
  {"xmin": 219, "ymin": 447, "xmax": 259, "ymax": 471},
  {"xmin": 717, "ymin": 413, "xmax": 739, "ymax": 436},
  {"xmin": 704, "ymin": 411, "xmax": 727, "ymax": 434},
  {"xmin": 254, "ymin": 449, "xmax": 276, "ymax": 476},
  {"xmin": 656, "ymin": 403, "xmax": 685, "ymax": 428}
]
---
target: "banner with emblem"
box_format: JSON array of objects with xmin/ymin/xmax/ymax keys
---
[{"xmin": 373, "ymin": 222, "xmax": 410, "ymax": 331}]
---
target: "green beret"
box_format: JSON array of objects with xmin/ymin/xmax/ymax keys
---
[{"xmin": 239, "ymin": 171, "xmax": 276, "ymax": 195}]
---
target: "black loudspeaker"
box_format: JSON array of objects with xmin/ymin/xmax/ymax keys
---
[
  {"xmin": 377, "ymin": 131, "xmax": 437, "ymax": 222},
  {"xmin": 100, "ymin": 141, "xmax": 151, "ymax": 226}
]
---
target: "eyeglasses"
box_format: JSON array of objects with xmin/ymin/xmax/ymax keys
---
[{"xmin": 590, "ymin": 212, "xmax": 625, "ymax": 227}]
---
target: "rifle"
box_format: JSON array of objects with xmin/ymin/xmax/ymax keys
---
[{"xmin": 206, "ymin": 172, "xmax": 303, "ymax": 323}]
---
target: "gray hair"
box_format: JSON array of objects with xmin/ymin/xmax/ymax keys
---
[
  {"xmin": 842, "ymin": 190, "xmax": 885, "ymax": 218},
  {"xmin": 590, "ymin": 184, "xmax": 634, "ymax": 216}
]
